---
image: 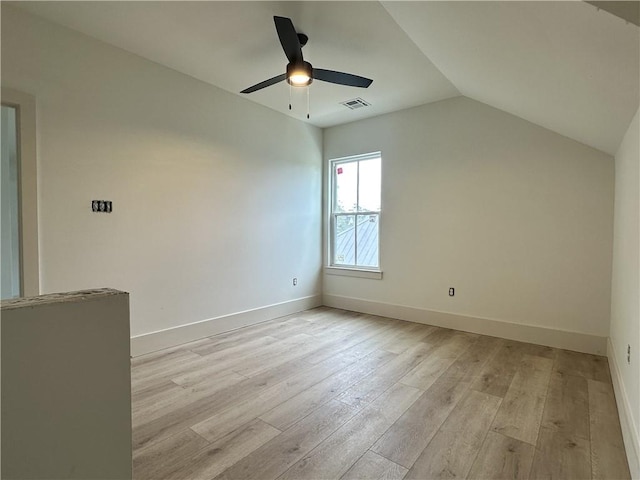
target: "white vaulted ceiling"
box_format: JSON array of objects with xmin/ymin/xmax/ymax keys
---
[
  {"xmin": 381, "ymin": 1, "xmax": 639, "ymax": 154},
  {"xmin": 9, "ymin": 1, "xmax": 639, "ymax": 154}
]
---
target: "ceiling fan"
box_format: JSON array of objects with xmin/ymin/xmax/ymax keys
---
[{"xmin": 240, "ymin": 16, "xmax": 373, "ymax": 94}]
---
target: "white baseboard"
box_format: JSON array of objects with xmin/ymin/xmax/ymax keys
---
[
  {"xmin": 608, "ymin": 338, "xmax": 640, "ymax": 479},
  {"xmin": 322, "ymin": 294, "xmax": 607, "ymax": 355},
  {"xmin": 131, "ymin": 295, "xmax": 322, "ymax": 357}
]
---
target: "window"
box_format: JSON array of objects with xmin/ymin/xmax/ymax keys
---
[{"xmin": 329, "ymin": 152, "xmax": 381, "ymax": 270}]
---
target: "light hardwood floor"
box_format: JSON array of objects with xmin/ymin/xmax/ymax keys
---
[{"xmin": 131, "ymin": 307, "xmax": 631, "ymax": 480}]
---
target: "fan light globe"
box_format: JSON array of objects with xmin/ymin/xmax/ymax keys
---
[
  {"xmin": 286, "ymin": 61, "xmax": 313, "ymax": 87},
  {"xmin": 290, "ymin": 73, "xmax": 311, "ymax": 86}
]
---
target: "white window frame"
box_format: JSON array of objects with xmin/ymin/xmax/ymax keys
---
[{"xmin": 326, "ymin": 152, "xmax": 382, "ymax": 279}]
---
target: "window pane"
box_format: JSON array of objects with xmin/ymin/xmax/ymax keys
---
[
  {"xmin": 358, "ymin": 157, "xmax": 381, "ymax": 212},
  {"xmin": 356, "ymin": 214, "xmax": 379, "ymax": 268},
  {"xmin": 333, "ymin": 214, "xmax": 355, "ymax": 265},
  {"xmin": 334, "ymin": 161, "xmax": 358, "ymax": 213}
]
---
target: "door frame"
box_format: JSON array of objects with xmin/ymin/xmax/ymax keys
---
[{"xmin": 2, "ymin": 87, "xmax": 39, "ymax": 297}]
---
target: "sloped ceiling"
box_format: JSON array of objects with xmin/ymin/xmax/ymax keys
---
[
  {"xmin": 8, "ymin": 1, "xmax": 639, "ymax": 154},
  {"xmin": 382, "ymin": 1, "xmax": 639, "ymax": 154},
  {"xmin": 586, "ymin": 1, "xmax": 639, "ymax": 26}
]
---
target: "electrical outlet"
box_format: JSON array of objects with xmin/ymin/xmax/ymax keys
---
[
  {"xmin": 92, "ymin": 200, "xmax": 112, "ymax": 213},
  {"xmin": 449, "ymin": 287, "xmax": 455, "ymax": 297},
  {"xmin": 627, "ymin": 344, "xmax": 631, "ymax": 364},
  {"xmin": 293, "ymin": 278, "xmax": 298, "ymax": 286}
]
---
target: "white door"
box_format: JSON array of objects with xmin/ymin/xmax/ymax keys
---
[{"xmin": 1, "ymin": 105, "xmax": 21, "ymax": 299}]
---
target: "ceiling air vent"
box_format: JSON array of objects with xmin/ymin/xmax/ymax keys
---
[{"xmin": 340, "ymin": 97, "xmax": 371, "ymax": 110}]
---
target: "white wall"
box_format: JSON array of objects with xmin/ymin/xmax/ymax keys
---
[
  {"xmin": 1, "ymin": 6, "xmax": 322, "ymax": 346},
  {"xmin": 610, "ymin": 107, "xmax": 639, "ymax": 478},
  {"xmin": 324, "ymin": 97, "xmax": 614, "ymax": 353}
]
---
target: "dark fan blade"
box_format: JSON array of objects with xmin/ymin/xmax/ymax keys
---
[
  {"xmin": 314, "ymin": 68, "xmax": 373, "ymax": 88},
  {"xmin": 240, "ymin": 73, "xmax": 287, "ymax": 94},
  {"xmin": 274, "ymin": 16, "xmax": 303, "ymax": 63}
]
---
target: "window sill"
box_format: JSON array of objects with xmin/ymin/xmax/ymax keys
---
[{"xmin": 324, "ymin": 267, "xmax": 383, "ymax": 280}]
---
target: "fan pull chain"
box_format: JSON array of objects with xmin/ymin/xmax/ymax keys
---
[
  {"xmin": 289, "ymin": 84, "xmax": 292, "ymax": 110},
  {"xmin": 306, "ymin": 87, "xmax": 310, "ymax": 119}
]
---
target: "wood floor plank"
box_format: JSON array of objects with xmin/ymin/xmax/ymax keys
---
[
  {"xmin": 491, "ymin": 354, "xmax": 554, "ymax": 445},
  {"xmin": 131, "ymin": 338, "xmax": 212, "ymax": 368},
  {"xmin": 278, "ymin": 383, "xmax": 422, "ymax": 480},
  {"xmin": 419, "ymin": 327, "xmax": 457, "ymax": 346},
  {"xmin": 311, "ymin": 311, "xmax": 373, "ymax": 331},
  {"xmin": 374, "ymin": 321, "xmax": 429, "ymax": 354},
  {"xmin": 470, "ymin": 343, "xmax": 522, "ymax": 398},
  {"xmin": 269, "ymin": 319, "xmax": 332, "ymax": 339},
  {"xmin": 440, "ymin": 335, "xmax": 504, "ymax": 383},
  {"xmin": 469, "ymin": 340, "xmax": 555, "ymax": 401},
  {"xmin": 363, "ymin": 320, "xmax": 415, "ymax": 346},
  {"xmin": 308, "ymin": 325, "xmax": 411, "ymax": 368},
  {"xmin": 307, "ymin": 317, "xmax": 365, "ymax": 338},
  {"xmin": 467, "ymin": 431, "xmax": 535, "ymax": 480},
  {"xmin": 131, "ymin": 349, "xmax": 204, "ymax": 383},
  {"xmin": 133, "ymin": 371, "xmax": 246, "ymax": 426},
  {"xmin": 503, "ymin": 340, "xmax": 556, "ymax": 360},
  {"xmin": 340, "ymin": 451, "xmax": 408, "ymax": 480},
  {"xmin": 556, "ymin": 349, "xmax": 611, "ymax": 383},
  {"xmin": 259, "ymin": 349, "xmax": 397, "ymax": 430},
  {"xmin": 376, "ymin": 321, "xmax": 441, "ymax": 354},
  {"xmin": 189, "ymin": 333, "xmax": 280, "ymax": 359},
  {"xmin": 231, "ymin": 334, "xmax": 321, "ymax": 377},
  {"xmin": 217, "ymin": 400, "xmax": 359, "ymax": 480},
  {"xmin": 171, "ymin": 361, "xmax": 246, "ymax": 388},
  {"xmin": 399, "ymin": 333, "xmax": 475, "ymax": 390},
  {"xmin": 405, "ymin": 389, "xmax": 502, "ymax": 480},
  {"xmin": 132, "ymin": 358, "xmax": 214, "ymax": 392},
  {"xmin": 187, "ymin": 317, "xmax": 308, "ymax": 357},
  {"xmin": 132, "ymin": 356, "xmax": 314, "ymax": 450},
  {"xmin": 529, "ymin": 426, "xmax": 592, "ymax": 480},
  {"xmin": 371, "ymin": 375, "xmax": 469, "ymax": 468},
  {"xmin": 321, "ymin": 331, "xmax": 407, "ymax": 367},
  {"xmin": 191, "ymin": 349, "xmax": 390, "ymax": 444},
  {"xmin": 286, "ymin": 310, "xmax": 370, "ymax": 335},
  {"xmin": 167, "ymin": 419, "xmax": 280, "ymax": 479},
  {"xmin": 263, "ymin": 320, "xmax": 320, "ymax": 340},
  {"xmin": 233, "ymin": 335, "xmax": 375, "ymax": 377},
  {"xmin": 307, "ymin": 317, "xmax": 378, "ymax": 343},
  {"xmin": 132, "ymin": 429, "xmax": 209, "ymax": 480},
  {"xmin": 588, "ymin": 379, "xmax": 631, "ymax": 480},
  {"xmin": 130, "ymin": 308, "xmax": 631, "ymax": 480},
  {"xmin": 541, "ymin": 371, "xmax": 589, "ymax": 439},
  {"xmin": 132, "ymin": 335, "xmax": 282, "ymax": 389},
  {"xmin": 337, "ymin": 342, "xmax": 435, "ymax": 408},
  {"xmin": 172, "ymin": 335, "xmax": 315, "ymax": 387},
  {"xmin": 299, "ymin": 307, "xmax": 341, "ymax": 323},
  {"xmin": 131, "ymin": 379, "xmax": 181, "ymax": 406},
  {"xmin": 300, "ymin": 321, "xmax": 396, "ymax": 365}
]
